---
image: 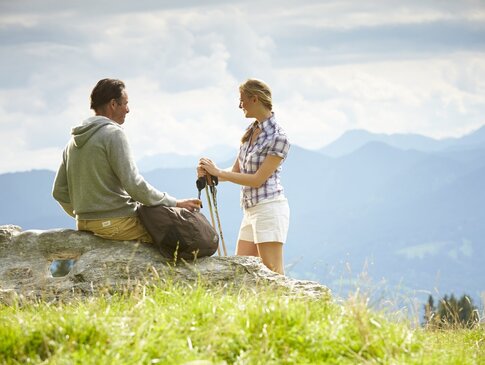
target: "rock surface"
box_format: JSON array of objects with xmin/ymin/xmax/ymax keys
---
[{"xmin": 0, "ymin": 225, "xmax": 330, "ymax": 303}]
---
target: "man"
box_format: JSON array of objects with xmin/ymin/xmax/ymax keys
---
[{"xmin": 53, "ymin": 78, "xmax": 200, "ymax": 242}]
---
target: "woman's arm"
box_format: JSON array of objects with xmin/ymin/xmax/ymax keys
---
[
  {"xmin": 197, "ymin": 157, "xmax": 240, "ymax": 182},
  {"xmin": 217, "ymin": 157, "xmax": 240, "ymax": 182},
  {"xmin": 199, "ymin": 155, "xmax": 283, "ymax": 188},
  {"xmin": 232, "ymin": 158, "xmax": 240, "ymax": 173}
]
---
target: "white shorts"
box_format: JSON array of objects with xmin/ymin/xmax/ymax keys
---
[{"xmin": 237, "ymin": 196, "xmax": 290, "ymax": 244}]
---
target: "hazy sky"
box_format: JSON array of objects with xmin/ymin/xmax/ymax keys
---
[{"xmin": 1, "ymin": 0, "xmax": 484, "ymax": 173}]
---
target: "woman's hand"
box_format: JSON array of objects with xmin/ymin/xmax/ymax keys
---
[
  {"xmin": 197, "ymin": 165, "xmax": 206, "ymax": 178},
  {"xmin": 198, "ymin": 158, "xmax": 221, "ymax": 177}
]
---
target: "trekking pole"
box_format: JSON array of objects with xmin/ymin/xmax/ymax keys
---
[
  {"xmin": 197, "ymin": 176, "xmax": 221, "ymax": 256},
  {"xmin": 195, "ymin": 176, "xmax": 205, "ymax": 208},
  {"xmin": 207, "ymin": 175, "xmax": 227, "ymax": 256}
]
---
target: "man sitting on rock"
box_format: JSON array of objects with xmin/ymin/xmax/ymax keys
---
[{"xmin": 52, "ymin": 78, "xmax": 200, "ymax": 242}]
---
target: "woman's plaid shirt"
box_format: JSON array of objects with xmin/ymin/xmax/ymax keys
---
[{"xmin": 238, "ymin": 114, "xmax": 290, "ymax": 208}]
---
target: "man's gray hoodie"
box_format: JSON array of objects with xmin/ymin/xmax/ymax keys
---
[{"xmin": 53, "ymin": 116, "xmax": 176, "ymax": 220}]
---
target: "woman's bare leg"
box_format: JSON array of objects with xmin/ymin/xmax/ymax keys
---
[
  {"xmin": 236, "ymin": 239, "xmax": 259, "ymax": 256},
  {"xmin": 257, "ymin": 242, "xmax": 284, "ymax": 275}
]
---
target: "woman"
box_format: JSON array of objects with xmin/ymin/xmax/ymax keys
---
[{"xmin": 198, "ymin": 79, "xmax": 290, "ymax": 274}]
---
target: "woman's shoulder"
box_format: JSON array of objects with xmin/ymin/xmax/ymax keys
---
[
  {"xmin": 258, "ymin": 129, "xmax": 290, "ymax": 155},
  {"xmin": 268, "ymin": 123, "xmax": 290, "ymax": 144},
  {"xmin": 266, "ymin": 115, "xmax": 288, "ymax": 135}
]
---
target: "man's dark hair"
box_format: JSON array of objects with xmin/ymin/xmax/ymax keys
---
[{"xmin": 90, "ymin": 78, "xmax": 125, "ymax": 111}]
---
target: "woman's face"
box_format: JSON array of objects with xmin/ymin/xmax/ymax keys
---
[{"xmin": 239, "ymin": 91, "xmax": 256, "ymax": 118}]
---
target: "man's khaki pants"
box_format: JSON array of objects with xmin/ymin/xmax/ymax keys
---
[{"xmin": 77, "ymin": 216, "xmax": 153, "ymax": 243}]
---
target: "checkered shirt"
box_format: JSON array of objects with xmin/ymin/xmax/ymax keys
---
[{"xmin": 238, "ymin": 113, "xmax": 290, "ymax": 208}]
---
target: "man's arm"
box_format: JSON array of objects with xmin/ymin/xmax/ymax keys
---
[
  {"xmin": 107, "ymin": 129, "xmax": 178, "ymax": 207},
  {"xmin": 52, "ymin": 151, "xmax": 75, "ymax": 218},
  {"xmin": 59, "ymin": 201, "xmax": 75, "ymax": 218}
]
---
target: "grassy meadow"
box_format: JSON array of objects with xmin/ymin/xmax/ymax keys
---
[{"xmin": 0, "ymin": 281, "xmax": 483, "ymax": 364}]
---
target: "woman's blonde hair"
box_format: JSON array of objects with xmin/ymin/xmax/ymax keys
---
[
  {"xmin": 240, "ymin": 79, "xmax": 273, "ymax": 143},
  {"xmin": 239, "ymin": 79, "xmax": 273, "ymax": 111}
]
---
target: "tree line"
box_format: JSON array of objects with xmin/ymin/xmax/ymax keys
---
[{"xmin": 424, "ymin": 293, "xmax": 481, "ymax": 329}]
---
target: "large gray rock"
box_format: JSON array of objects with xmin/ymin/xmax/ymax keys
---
[{"xmin": 0, "ymin": 225, "xmax": 330, "ymax": 303}]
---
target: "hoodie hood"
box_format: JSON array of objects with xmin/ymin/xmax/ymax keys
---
[{"xmin": 71, "ymin": 116, "xmax": 117, "ymax": 148}]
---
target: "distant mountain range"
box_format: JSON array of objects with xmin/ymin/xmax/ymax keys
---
[
  {"xmin": 1, "ymin": 126, "xmax": 484, "ymax": 306},
  {"xmin": 319, "ymin": 125, "xmax": 485, "ymax": 157}
]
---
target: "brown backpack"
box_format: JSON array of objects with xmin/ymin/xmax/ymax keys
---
[{"xmin": 137, "ymin": 204, "xmax": 219, "ymax": 260}]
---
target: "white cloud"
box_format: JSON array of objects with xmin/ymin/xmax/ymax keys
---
[
  {"xmin": 123, "ymin": 75, "xmax": 244, "ymax": 159},
  {"xmin": 0, "ymin": 1, "xmax": 484, "ymax": 172},
  {"xmin": 273, "ymin": 53, "xmax": 485, "ymax": 145}
]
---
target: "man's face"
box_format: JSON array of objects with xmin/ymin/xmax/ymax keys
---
[{"xmin": 112, "ymin": 90, "xmax": 129, "ymax": 125}]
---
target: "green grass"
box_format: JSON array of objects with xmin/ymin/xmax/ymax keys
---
[{"xmin": 0, "ymin": 281, "xmax": 483, "ymax": 364}]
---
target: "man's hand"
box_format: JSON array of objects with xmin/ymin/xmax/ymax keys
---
[{"xmin": 176, "ymin": 198, "xmax": 202, "ymax": 212}]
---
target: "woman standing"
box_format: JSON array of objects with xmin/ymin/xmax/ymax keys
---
[{"xmin": 198, "ymin": 79, "xmax": 290, "ymax": 274}]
